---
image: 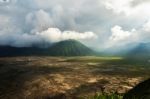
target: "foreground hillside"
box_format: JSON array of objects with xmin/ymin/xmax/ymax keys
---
[
  {"xmin": 0, "ymin": 56, "xmax": 149, "ymax": 99},
  {"xmin": 124, "ymin": 78, "xmax": 150, "ymax": 99}
]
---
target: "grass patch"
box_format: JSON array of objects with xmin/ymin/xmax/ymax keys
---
[
  {"xmin": 82, "ymin": 93, "xmax": 123, "ymax": 99},
  {"xmin": 65, "ymin": 56, "xmax": 123, "ymax": 63}
]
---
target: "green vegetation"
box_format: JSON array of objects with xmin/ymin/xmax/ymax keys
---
[
  {"xmin": 49, "ymin": 39, "xmax": 95, "ymax": 56},
  {"xmin": 65, "ymin": 56, "xmax": 123, "ymax": 62},
  {"xmin": 82, "ymin": 93, "xmax": 123, "ymax": 99},
  {"xmin": 0, "ymin": 39, "xmax": 95, "ymax": 56},
  {"xmin": 65, "ymin": 56, "xmax": 150, "ymax": 66}
]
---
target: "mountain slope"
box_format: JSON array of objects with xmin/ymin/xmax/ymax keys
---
[
  {"xmin": 0, "ymin": 46, "xmax": 46, "ymax": 56},
  {"xmin": 123, "ymin": 79, "xmax": 150, "ymax": 99},
  {"xmin": 49, "ymin": 39, "xmax": 95, "ymax": 56},
  {"xmin": 0, "ymin": 40, "xmax": 95, "ymax": 56},
  {"xmin": 126, "ymin": 43, "xmax": 150, "ymax": 59}
]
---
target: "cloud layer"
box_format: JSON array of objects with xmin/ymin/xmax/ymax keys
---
[
  {"xmin": 0, "ymin": 2, "xmax": 97, "ymax": 47},
  {"xmin": 0, "ymin": 0, "xmax": 150, "ymax": 49}
]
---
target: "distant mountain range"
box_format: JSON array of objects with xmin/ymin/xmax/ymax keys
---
[
  {"xmin": 0, "ymin": 39, "xmax": 95, "ymax": 57},
  {"xmin": 126, "ymin": 43, "xmax": 150, "ymax": 59},
  {"xmin": 104, "ymin": 42, "xmax": 150, "ymax": 58},
  {"xmin": 0, "ymin": 39, "xmax": 149, "ymax": 58}
]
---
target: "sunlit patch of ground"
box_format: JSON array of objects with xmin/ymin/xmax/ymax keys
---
[{"xmin": 0, "ymin": 56, "xmax": 149, "ymax": 99}]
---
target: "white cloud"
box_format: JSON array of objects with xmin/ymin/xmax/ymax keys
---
[
  {"xmin": 107, "ymin": 25, "xmax": 138, "ymax": 47},
  {"xmin": 102, "ymin": 0, "xmax": 150, "ymax": 19},
  {"xmin": 0, "ymin": 27, "xmax": 97, "ymax": 47},
  {"xmin": 107, "ymin": 20, "xmax": 150, "ymax": 48},
  {"xmin": 101, "ymin": 0, "xmax": 150, "ymax": 49},
  {"xmin": 131, "ymin": 0, "xmax": 150, "ymax": 6},
  {"xmin": 0, "ymin": 0, "xmax": 10, "ymax": 3},
  {"xmin": 0, "ymin": 6, "xmax": 98, "ymax": 47},
  {"xmin": 0, "ymin": 0, "xmax": 150, "ymax": 49},
  {"xmin": 0, "ymin": 15, "xmax": 21, "ymax": 35},
  {"xmin": 110, "ymin": 25, "xmax": 133, "ymax": 41},
  {"xmin": 26, "ymin": 10, "xmax": 54, "ymax": 33},
  {"xmin": 37, "ymin": 28, "xmax": 97, "ymax": 43},
  {"xmin": 102, "ymin": 0, "xmax": 133, "ymax": 15},
  {"xmin": 143, "ymin": 20, "xmax": 150, "ymax": 32}
]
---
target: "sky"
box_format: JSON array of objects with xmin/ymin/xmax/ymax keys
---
[{"xmin": 0, "ymin": 0, "xmax": 150, "ymax": 50}]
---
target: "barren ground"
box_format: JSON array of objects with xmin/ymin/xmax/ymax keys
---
[{"xmin": 0, "ymin": 56, "xmax": 149, "ymax": 99}]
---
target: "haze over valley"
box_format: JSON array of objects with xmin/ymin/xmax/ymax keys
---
[{"xmin": 0, "ymin": 0, "xmax": 150, "ymax": 99}]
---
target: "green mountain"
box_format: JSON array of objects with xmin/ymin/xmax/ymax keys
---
[
  {"xmin": 0, "ymin": 40, "xmax": 95, "ymax": 56},
  {"xmin": 49, "ymin": 39, "xmax": 95, "ymax": 56}
]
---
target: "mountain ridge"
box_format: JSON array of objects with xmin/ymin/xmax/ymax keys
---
[
  {"xmin": 125, "ymin": 42, "xmax": 150, "ymax": 59},
  {"xmin": 0, "ymin": 39, "xmax": 95, "ymax": 57}
]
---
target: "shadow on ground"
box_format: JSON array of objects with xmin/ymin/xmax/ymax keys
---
[
  {"xmin": 0, "ymin": 58, "xmax": 73, "ymax": 99},
  {"xmin": 0, "ymin": 57, "xmax": 149, "ymax": 99}
]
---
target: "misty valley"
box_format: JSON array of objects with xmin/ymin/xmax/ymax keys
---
[
  {"xmin": 1, "ymin": 0, "xmax": 150, "ymax": 99},
  {"xmin": 0, "ymin": 40, "xmax": 150, "ymax": 99}
]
